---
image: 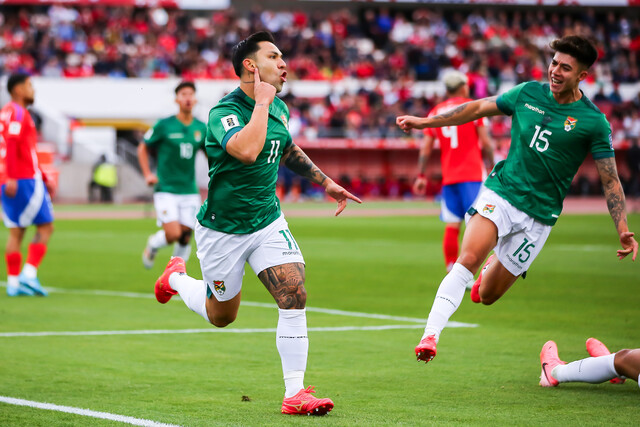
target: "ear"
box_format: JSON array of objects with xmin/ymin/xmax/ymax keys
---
[
  {"xmin": 577, "ymin": 69, "xmax": 589, "ymax": 83},
  {"xmin": 242, "ymin": 58, "xmax": 256, "ymax": 75}
]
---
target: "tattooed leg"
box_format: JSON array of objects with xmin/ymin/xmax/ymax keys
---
[{"xmin": 258, "ymin": 263, "xmax": 307, "ymax": 309}]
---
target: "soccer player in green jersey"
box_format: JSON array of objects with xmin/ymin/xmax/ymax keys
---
[
  {"xmin": 153, "ymin": 32, "xmax": 361, "ymax": 415},
  {"xmin": 396, "ymin": 35, "xmax": 638, "ymax": 364},
  {"xmin": 138, "ymin": 81, "xmax": 207, "ymax": 269}
]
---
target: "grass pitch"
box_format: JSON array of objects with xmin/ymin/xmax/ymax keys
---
[{"xmin": 0, "ymin": 204, "xmax": 639, "ymax": 426}]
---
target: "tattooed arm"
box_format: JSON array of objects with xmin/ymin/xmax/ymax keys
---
[
  {"xmin": 282, "ymin": 143, "xmax": 362, "ymax": 215},
  {"xmin": 413, "ymin": 133, "xmax": 435, "ymax": 196},
  {"xmin": 595, "ymin": 157, "xmax": 638, "ymax": 260},
  {"xmin": 396, "ymin": 96, "xmax": 503, "ymax": 132}
]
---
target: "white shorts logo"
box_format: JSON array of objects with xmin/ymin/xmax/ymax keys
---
[{"xmin": 221, "ymin": 114, "xmax": 240, "ymax": 132}]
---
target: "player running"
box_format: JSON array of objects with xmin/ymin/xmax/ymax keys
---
[
  {"xmin": 396, "ymin": 35, "xmax": 638, "ymax": 364},
  {"xmin": 540, "ymin": 338, "xmax": 640, "ymax": 389},
  {"xmin": 138, "ymin": 81, "xmax": 207, "ymax": 269},
  {"xmin": 413, "ymin": 70, "xmax": 494, "ymax": 273},
  {"xmin": 153, "ymin": 31, "xmax": 361, "ymax": 415},
  {"xmin": 0, "ymin": 73, "xmax": 54, "ymax": 297}
]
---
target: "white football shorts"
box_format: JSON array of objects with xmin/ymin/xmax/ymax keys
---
[
  {"xmin": 153, "ymin": 192, "xmax": 201, "ymax": 228},
  {"xmin": 195, "ymin": 213, "xmax": 305, "ymax": 302},
  {"xmin": 466, "ymin": 187, "xmax": 552, "ymax": 276}
]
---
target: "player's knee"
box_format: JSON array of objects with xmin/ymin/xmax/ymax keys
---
[
  {"xmin": 614, "ymin": 349, "xmax": 632, "ymax": 373},
  {"xmin": 178, "ymin": 230, "xmax": 192, "ymax": 246},
  {"xmin": 209, "ymin": 313, "xmax": 237, "ymax": 328},
  {"xmin": 457, "ymin": 252, "xmax": 483, "ymax": 274},
  {"xmin": 478, "ymin": 288, "xmax": 498, "ymax": 305},
  {"xmin": 165, "ymin": 230, "xmax": 181, "ymax": 243},
  {"xmin": 277, "ymin": 284, "xmax": 307, "ymax": 309}
]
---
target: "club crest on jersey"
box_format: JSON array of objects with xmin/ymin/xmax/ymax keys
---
[
  {"xmin": 213, "ymin": 280, "xmax": 225, "ymax": 296},
  {"xmin": 483, "ymin": 204, "xmax": 495, "ymax": 214},
  {"xmin": 564, "ymin": 116, "xmax": 577, "ymax": 132},
  {"xmin": 280, "ymin": 114, "xmax": 289, "ymax": 130},
  {"xmin": 194, "ymin": 130, "xmax": 202, "ymax": 142}
]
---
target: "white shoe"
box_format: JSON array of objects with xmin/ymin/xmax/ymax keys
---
[{"xmin": 142, "ymin": 237, "xmax": 157, "ymax": 269}]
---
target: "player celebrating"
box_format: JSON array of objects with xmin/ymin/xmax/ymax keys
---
[
  {"xmin": 138, "ymin": 81, "xmax": 207, "ymax": 269},
  {"xmin": 413, "ymin": 70, "xmax": 494, "ymax": 273},
  {"xmin": 0, "ymin": 73, "xmax": 54, "ymax": 297},
  {"xmin": 154, "ymin": 32, "xmax": 361, "ymax": 415},
  {"xmin": 396, "ymin": 35, "xmax": 638, "ymax": 364},
  {"xmin": 540, "ymin": 338, "xmax": 640, "ymax": 389}
]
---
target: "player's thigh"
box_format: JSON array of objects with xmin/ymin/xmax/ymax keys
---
[
  {"xmin": 177, "ymin": 194, "xmax": 201, "ymax": 229},
  {"xmin": 153, "ymin": 192, "xmax": 180, "ymax": 226},
  {"xmin": 458, "ymin": 214, "xmax": 499, "ymax": 273},
  {"xmin": 205, "ymin": 290, "xmax": 243, "ymax": 327},
  {"xmin": 195, "ymin": 221, "xmax": 251, "ymax": 304},
  {"xmin": 478, "ymin": 259, "xmax": 518, "ymax": 304},
  {"xmin": 247, "ymin": 215, "xmax": 306, "ymax": 309}
]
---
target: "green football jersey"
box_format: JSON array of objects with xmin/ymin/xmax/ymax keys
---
[
  {"xmin": 143, "ymin": 115, "xmax": 207, "ymax": 194},
  {"xmin": 196, "ymin": 88, "xmax": 293, "ymax": 234},
  {"xmin": 488, "ymin": 81, "xmax": 614, "ymax": 226}
]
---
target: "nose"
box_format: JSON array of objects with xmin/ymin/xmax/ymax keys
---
[{"xmin": 279, "ymin": 58, "xmax": 286, "ymax": 69}]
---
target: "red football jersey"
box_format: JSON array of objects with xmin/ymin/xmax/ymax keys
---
[
  {"xmin": 0, "ymin": 102, "xmax": 39, "ymax": 180},
  {"xmin": 425, "ymin": 97, "xmax": 487, "ymax": 185}
]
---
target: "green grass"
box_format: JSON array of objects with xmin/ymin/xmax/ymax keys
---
[{"xmin": 0, "ymin": 210, "xmax": 639, "ymax": 426}]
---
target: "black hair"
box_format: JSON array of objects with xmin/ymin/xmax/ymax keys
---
[
  {"xmin": 175, "ymin": 81, "xmax": 196, "ymax": 94},
  {"xmin": 231, "ymin": 31, "xmax": 276, "ymax": 77},
  {"xmin": 7, "ymin": 73, "xmax": 30, "ymax": 95},
  {"xmin": 549, "ymin": 36, "xmax": 598, "ymax": 69}
]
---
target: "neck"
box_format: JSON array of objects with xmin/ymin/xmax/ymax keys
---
[
  {"xmin": 11, "ymin": 97, "xmax": 27, "ymax": 108},
  {"xmin": 239, "ymin": 77, "xmax": 256, "ymax": 100},
  {"xmin": 176, "ymin": 111, "xmax": 193, "ymax": 124},
  {"xmin": 552, "ymin": 87, "xmax": 582, "ymax": 105}
]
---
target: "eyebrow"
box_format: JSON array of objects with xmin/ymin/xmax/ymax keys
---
[
  {"xmin": 267, "ymin": 50, "xmax": 282, "ymax": 57},
  {"xmin": 552, "ymin": 58, "xmax": 573, "ymax": 69}
]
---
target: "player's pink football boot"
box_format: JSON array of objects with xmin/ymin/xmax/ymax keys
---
[
  {"xmin": 471, "ymin": 254, "xmax": 495, "ymax": 303},
  {"xmin": 539, "ymin": 340, "xmax": 566, "ymax": 387},
  {"xmin": 586, "ymin": 337, "xmax": 626, "ymax": 384},
  {"xmin": 281, "ymin": 386, "xmax": 334, "ymax": 416},
  {"xmin": 415, "ymin": 335, "xmax": 437, "ymax": 363},
  {"xmin": 154, "ymin": 257, "xmax": 185, "ymax": 304}
]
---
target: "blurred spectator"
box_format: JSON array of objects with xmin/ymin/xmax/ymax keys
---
[{"xmin": 628, "ymin": 138, "xmax": 640, "ymax": 197}]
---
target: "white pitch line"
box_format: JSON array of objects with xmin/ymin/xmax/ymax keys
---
[
  {"xmin": 0, "ymin": 395, "xmax": 180, "ymax": 427},
  {"xmin": 0, "ymin": 324, "xmax": 428, "ymax": 338},
  {"xmin": 0, "ymin": 282, "xmax": 478, "ymax": 328}
]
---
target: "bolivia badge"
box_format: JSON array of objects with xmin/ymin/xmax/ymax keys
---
[
  {"xmin": 483, "ymin": 204, "xmax": 495, "ymax": 214},
  {"xmin": 213, "ymin": 280, "xmax": 226, "ymax": 296},
  {"xmin": 564, "ymin": 116, "xmax": 577, "ymax": 132},
  {"xmin": 281, "ymin": 114, "xmax": 289, "ymax": 130}
]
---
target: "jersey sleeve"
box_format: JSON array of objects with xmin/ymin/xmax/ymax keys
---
[
  {"xmin": 496, "ymin": 82, "xmax": 529, "ymax": 116},
  {"xmin": 4, "ymin": 107, "xmax": 23, "ymax": 178},
  {"xmin": 143, "ymin": 120, "xmax": 164, "ymax": 148},
  {"xmin": 282, "ymin": 104, "xmax": 293, "ymax": 150},
  {"xmin": 590, "ymin": 114, "xmax": 615, "ymax": 159},
  {"xmin": 208, "ymin": 102, "xmax": 246, "ymax": 151}
]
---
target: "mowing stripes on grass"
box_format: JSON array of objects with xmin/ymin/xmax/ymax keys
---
[
  {"xmin": 0, "ymin": 282, "xmax": 479, "ymax": 329},
  {"xmin": 0, "ymin": 324, "xmax": 426, "ymax": 338},
  {"xmin": 0, "ymin": 396, "xmax": 179, "ymax": 427}
]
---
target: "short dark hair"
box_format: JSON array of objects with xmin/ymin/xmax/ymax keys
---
[
  {"xmin": 175, "ymin": 81, "xmax": 196, "ymax": 94},
  {"xmin": 7, "ymin": 73, "xmax": 30, "ymax": 95},
  {"xmin": 549, "ymin": 36, "xmax": 598, "ymax": 69},
  {"xmin": 231, "ymin": 31, "xmax": 276, "ymax": 77}
]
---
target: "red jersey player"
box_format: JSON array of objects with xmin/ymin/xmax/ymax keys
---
[
  {"xmin": 0, "ymin": 73, "xmax": 54, "ymax": 296},
  {"xmin": 413, "ymin": 71, "xmax": 494, "ymax": 273}
]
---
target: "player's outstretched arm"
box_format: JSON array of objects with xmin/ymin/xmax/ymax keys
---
[
  {"xmin": 595, "ymin": 157, "xmax": 638, "ymax": 260},
  {"xmin": 281, "ymin": 143, "xmax": 362, "ymax": 216},
  {"xmin": 137, "ymin": 142, "xmax": 158, "ymax": 186},
  {"xmin": 396, "ymin": 96, "xmax": 502, "ymax": 133}
]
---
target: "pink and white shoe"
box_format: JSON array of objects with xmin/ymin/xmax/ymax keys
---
[
  {"xmin": 471, "ymin": 254, "xmax": 495, "ymax": 303},
  {"xmin": 586, "ymin": 337, "xmax": 626, "ymax": 384},
  {"xmin": 281, "ymin": 386, "xmax": 334, "ymax": 415},
  {"xmin": 154, "ymin": 257, "xmax": 185, "ymax": 304},
  {"xmin": 415, "ymin": 335, "xmax": 437, "ymax": 363},
  {"xmin": 539, "ymin": 340, "xmax": 565, "ymax": 387}
]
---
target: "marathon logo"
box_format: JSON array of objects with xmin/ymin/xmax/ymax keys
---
[{"xmin": 525, "ymin": 103, "xmax": 545, "ymax": 115}]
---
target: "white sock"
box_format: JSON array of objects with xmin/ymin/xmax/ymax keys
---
[
  {"xmin": 172, "ymin": 243, "xmax": 191, "ymax": 262},
  {"xmin": 7, "ymin": 275, "xmax": 19, "ymax": 289},
  {"xmin": 22, "ymin": 264, "xmax": 37, "ymax": 279},
  {"xmin": 423, "ymin": 263, "xmax": 473, "ymax": 342},
  {"xmin": 552, "ymin": 354, "xmax": 618, "ymax": 384},
  {"xmin": 168, "ymin": 272, "xmax": 208, "ymax": 322},
  {"xmin": 277, "ymin": 308, "xmax": 308, "ymax": 398},
  {"xmin": 149, "ymin": 230, "xmax": 168, "ymax": 250}
]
